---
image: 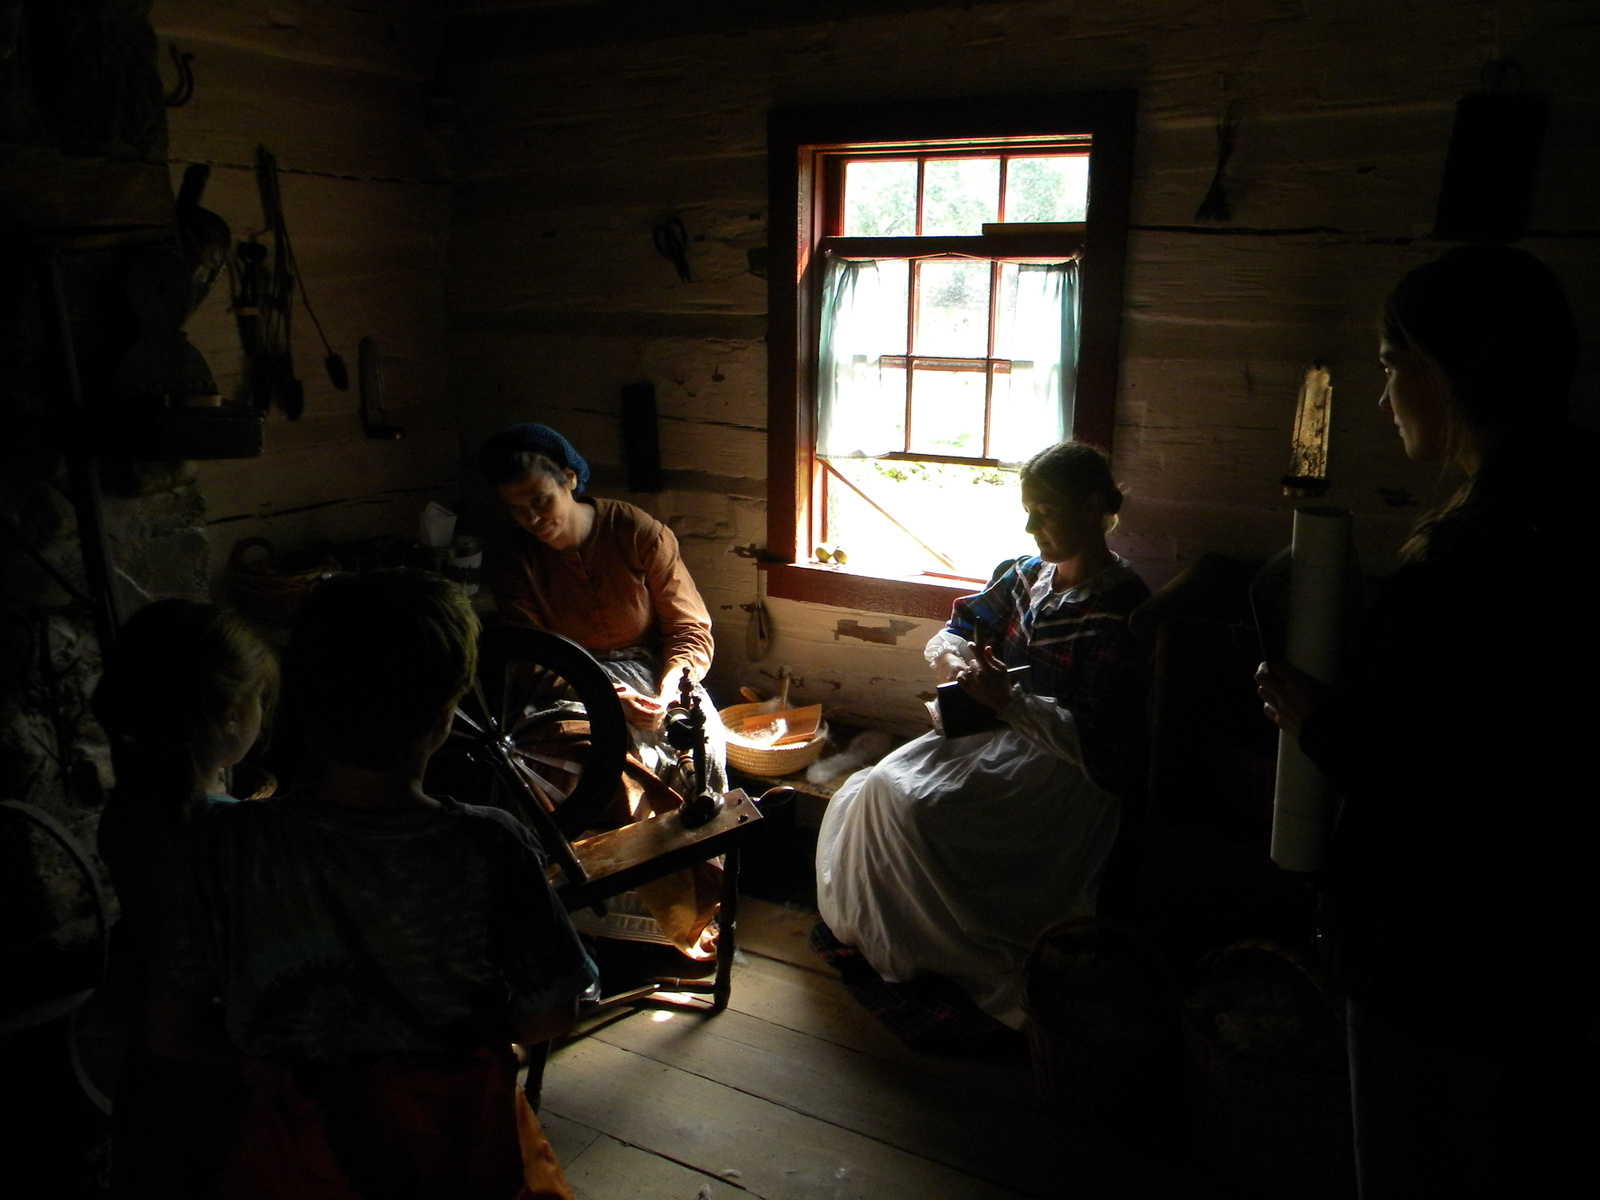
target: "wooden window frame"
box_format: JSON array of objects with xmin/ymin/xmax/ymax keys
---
[{"xmin": 765, "ymin": 92, "xmax": 1137, "ymax": 619}]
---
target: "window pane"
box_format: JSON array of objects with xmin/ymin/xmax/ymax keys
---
[
  {"xmin": 908, "ymin": 366, "xmax": 986, "ymax": 457},
  {"xmin": 843, "ymin": 160, "xmax": 918, "ymax": 236},
  {"xmin": 1003, "ymin": 155, "xmax": 1088, "ymax": 223},
  {"xmin": 825, "ymin": 459, "xmax": 1024, "ymax": 579},
  {"xmin": 818, "ymin": 259, "xmax": 909, "ymax": 457},
  {"xmin": 990, "ymin": 262, "xmax": 1072, "ymax": 462},
  {"xmin": 921, "ymin": 157, "xmax": 999, "ymax": 235},
  {"xmin": 914, "ymin": 259, "xmax": 991, "ymax": 359}
]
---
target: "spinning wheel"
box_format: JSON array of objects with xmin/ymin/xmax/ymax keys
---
[
  {"xmin": 446, "ymin": 625, "xmax": 631, "ymax": 886},
  {"xmin": 446, "ymin": 625, "xmax": 785, "ymax": 1020}
]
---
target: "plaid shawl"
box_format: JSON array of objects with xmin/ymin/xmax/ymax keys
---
[{"xmin": 946, "ymin": 555, "xmax": 1151, "ymax": 788}]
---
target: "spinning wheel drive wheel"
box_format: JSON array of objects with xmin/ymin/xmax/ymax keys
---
[
  {"xmin": 447, "ymin": 626, "xmax": 629, "ymax": 845},
  {"xmin": 447, "ymin": 631, "xmax": 782, "ymax": 1026}
]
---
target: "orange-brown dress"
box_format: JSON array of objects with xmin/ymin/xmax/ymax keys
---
[
  {"xmin": 485, "ymin": 496, "xmax": 725, "ymax": 957},
  {"xmin": 485, "ymin": 496, "xmax": 713, "ymax": 686}
]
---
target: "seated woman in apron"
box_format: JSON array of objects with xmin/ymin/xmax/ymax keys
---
[
  {"xmin": 480, "ymin": 422, "xmax": 727, "ymax": 959},
  {"xmin": 815, "ymin": 442, "xmax": 1151, "ymax": 1049}
]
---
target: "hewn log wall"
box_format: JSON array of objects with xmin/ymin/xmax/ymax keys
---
[
  {"xmin": 151, "ymin": 0, "xmax": 456, "ymax": 581},
  {"xmin": 440, "ymin": 0, "xmax": 1599, "ymax": 732}
]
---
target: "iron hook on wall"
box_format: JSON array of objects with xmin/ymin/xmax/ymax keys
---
[
  {"xmin": 653, "ymin": 215, "xmax": 692, "ymax": 282},
  {"xmin": 165, "ymin": 43, "xmax": 195, "ymax": 107}
]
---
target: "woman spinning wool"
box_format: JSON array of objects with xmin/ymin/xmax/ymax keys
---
[
  {"xmin": 481, "ymin": 423, "xmax": 726, "ymax": 955},
  {"xmin": 480, "ymin": 424, "xmax": 723, "ymax": 782},
  {"xmin": 815, "ymin": 442, "xmax": 1150, "ymax": 1044}
]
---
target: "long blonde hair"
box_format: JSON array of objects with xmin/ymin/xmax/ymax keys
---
[
  {"xmin": 1382, "ymin": 247, "xmax": 1578, "ymax": 561},
  {"xmin": 93, "ymin": 600, "xmax": 278, "ymax": 823}
]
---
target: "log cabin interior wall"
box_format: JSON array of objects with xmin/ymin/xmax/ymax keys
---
[
  {"xmin": 155, "ymin": 0, "xmax": 457, "ymax": 581},
  {"xmin": 159, "ymin": 0, "xmax": 1600, "ymax": 734},
  {"xmin": 433, "ymin": 0, "xmax": 1599, "ymax": 730},
  {"xmin": 0, "ymin": 2, "xmax": 1594, "ymax": 1174}
]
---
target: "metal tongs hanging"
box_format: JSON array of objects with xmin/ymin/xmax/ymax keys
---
[{"xmin": 230, "ymin": 146, "xmax": 350, "ymax": 418}]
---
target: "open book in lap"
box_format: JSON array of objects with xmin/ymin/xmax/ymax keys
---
[{"xmin": 926, "ymin": 665, "xmax": 1030, "ymax": 739}]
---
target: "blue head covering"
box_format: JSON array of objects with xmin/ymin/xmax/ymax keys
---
[{"xmin": 479, "ymin": 423, "xmax": 590, "ymax": 492}]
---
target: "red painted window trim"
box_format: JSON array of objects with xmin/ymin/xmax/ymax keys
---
[
  {"xmin": 765, "ymin": 93, "xmax": 1137, "ymax": 618},
  {"xmin": 761, "ymin": 561, "xmax": 980, "ymax": 622}
]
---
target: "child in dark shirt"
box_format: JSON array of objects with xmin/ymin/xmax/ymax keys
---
[{"xmin": 150, "ymin": 570, "xmax": 596, "ymax": 1199}]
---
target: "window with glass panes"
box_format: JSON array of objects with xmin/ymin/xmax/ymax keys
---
[
  {"xmin": 814, "ymin": 143, "xmax": 1088, "ymax": 580},
  {"xmin": 766, "ymin": 94, "xmax": 1136, "ymax": 619}
]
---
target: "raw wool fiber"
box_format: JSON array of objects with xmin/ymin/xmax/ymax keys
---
[{"xmin": 806, "ymin": 729, "xmax": 895, "ymax": 786}]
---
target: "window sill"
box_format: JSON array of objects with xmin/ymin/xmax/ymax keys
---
[{"xmin": 761, "ymin": 561, "xmax": 981, "ymax": 620}]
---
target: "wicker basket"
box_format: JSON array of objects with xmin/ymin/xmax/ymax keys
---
[
  {"xmin": 1181, "ymin": 939, "xmax": 1354, "ymax": 1200},
  {"xmin": 1022, "ymin": 915, "xmax": 1179, "ymax": 1128},
  {"xmin": 718, "ymin": 702, "xmax": 828, "ymax": 775},
  {"xmin": 225, "ymin": 537, "xmax": 338, "ymax": 627}
]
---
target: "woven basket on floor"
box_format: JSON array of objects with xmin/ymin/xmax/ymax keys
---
[
  {"xmin": 1022, "ymin": 915, "xmax": 1179, "ymax": 1127},
  {"xmin": 718, "ymin": 702, "xmax": 828, "ymax": 775},
  {"xmin": 1181, "ymin": 939, "xmax": 1355, "ymax": 1200}
]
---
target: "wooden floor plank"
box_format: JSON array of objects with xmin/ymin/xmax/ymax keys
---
[
  {"xmin": 737, "ymin": 897, "xmax": 831, "ymax": 974},
  {"xmin": 542, "ymin": 1037, "xmax": 1035, "ymax": 1200},
  {"xmin": 725, "ymin": 950, "xmax": 1044, "ymax": 1105},
  {"xmin": 588, "ymin": 989, "xmax": 1192, "ymax": 1200},
  {"xmin": 549, "ymin": 895, "xmax": 1224, "ymax": 1200},
  {"xmin": 590, "ymin": 1004, "xmax": 1061, "ymax": 1195},
  {"xmin": 734, "ymin": 896, "xmax": 1044, "ymax": 1102},
  {"xmin": 561, "ymin": 1133, "xmax": 748, "ymax": 1200},
  {"xmin": 537, "ymin": 1110, "xmax": 603, "ymax": 1175}
]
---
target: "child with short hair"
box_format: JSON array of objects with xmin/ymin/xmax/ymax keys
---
[{"xmin": 149, "ymin": 570, "xmax": 595, "ymax": 1200}]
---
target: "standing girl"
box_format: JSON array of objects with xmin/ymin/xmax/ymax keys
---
[
  {"xmin": 93, "ymin": 598, "xmax": 278, "ymax": 1198},
  {"xmin": 1257, "ymin": 246, "xmax": 1599, "ymax": 1198},
  {"xmin": 95, "ymin": 600, "xmax": 278, "ymax": 976}
]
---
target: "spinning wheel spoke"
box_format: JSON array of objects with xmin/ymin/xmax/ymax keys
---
[
  {"xmin": 504, "ymin": 753, "xmax": 566, "ymax": 813},
  {"xmin": 442, "ymin": 626, "xmax": 630, "ymax": 853},
  {"xmin": 508, "ymin": 743, "xmax": 584, "ymax": 779},
  {"xmin": 449, "ymin": 707, "xmax": 490, "ymax": 738}
]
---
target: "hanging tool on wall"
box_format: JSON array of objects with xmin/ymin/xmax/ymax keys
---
[
  {"xmin": 357, "ymin": 337, "xmax": 403, "ymax": 439},
  {"xmin": 744, "ymin": 563, "xmax": 772, "ymax": 662},
  {"xmin": 230, "ymin": 145, "xmax": 349, "ymax": 418},
  {"xmin": 248, "ymin": 145, "xmax": 303, "ymax": 416},
  {"xmin": 1194, "ymin": 101, "xmax": 1239, "ymax": 222},
  {"xmin": 165, "ymin": 42, "xmax": 196, "ymax": 107},
  {"xmin": 1433, "ymin": 60, "xmax": 1549, "ymax": 242},
  {"xmin": 652, "ymin": 215, "xmax": 692, "ymax": 281},
  {"xmin": 298, "ymin": 266, "xmax": 348, "ymax": 391},
  {"xmin": 229, "ymin": 238, "xmax": 267, "ymax": 407},
  {"xmin": 175, "ymin": 163, "xmax": 230, "ymax": 308},
  {"xmin": 268, "ymin": 151, "xmax": 350, "ymax": 393}
]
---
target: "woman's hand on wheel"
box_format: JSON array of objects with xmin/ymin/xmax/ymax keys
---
[
  {"xmin": 1254, "ymin": 661, "xmax": 1325, "ymax": 739},
  {"xmin": 958, "ymin": 642, "xmax": 1015, "ymax": 713},
  {"xmin": 613, "ymin": 681, "xmax": 666, "ymax": 731}
]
